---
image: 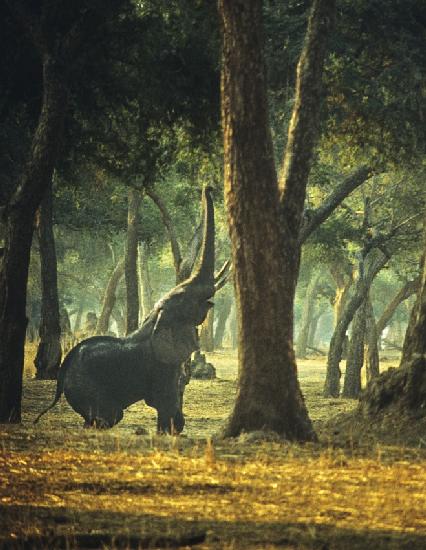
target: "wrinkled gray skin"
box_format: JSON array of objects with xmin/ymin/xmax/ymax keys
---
[{"xmin": 35, "ymin": 187, "xmax": 215, "ymax": 433}]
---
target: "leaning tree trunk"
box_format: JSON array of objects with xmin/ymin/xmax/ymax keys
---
[
  {"xmin": 324, "ymin": 251, "xmax": 388, "ymax": 397},
  {"xmin": 364, "ymin": 294, "xmax": 380, "ymax": 382},
  {"xmin": 342, "ymin": 298, "xmax": 366, "ymax": 398},
  {"xmin": 296, "ymin": 272, "xmax": 321, "ymax": 358},
  {"xmin": 218, "ymin": 0, "xmax": 333, "ymax": 440},
  {"xmin": 34, "ymin": 184, "xmax": 62, "ymax": 380},
  {"xmin": 376, "ymin": 278, "xmax": 419, "ymax": 344},
  {"xmin": 125, "ymin": 189, "xmax": 141, "ymax": 335},
  {"xmin": 96, "ymin": 259, "xmax": 124, "ymax": 335},
  {"xmin": 0, "ymin": 56, "xmax": 66, "ymax": 423}
]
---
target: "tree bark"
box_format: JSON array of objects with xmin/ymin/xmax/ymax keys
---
[
  {"xmin": 96, "ymin": 259, "xmax": 125, "ymax": 335},
  {"xmin": 218, "ymin": 0, "xmax": 333, "ymax": 440},
  {"xmin": 0, "ymin": 55, "xmax": 67, "ymax": 422},
  {"xmin": 296, "ymin": 272, "xmax": 321, "ymax": 358},
  {"xmin": 323, "ymin": 252, "xmax": 388, "ymax": 397},
  {"xmin": 125, "ymin": 189, "xmax": 141, "ymax": 335},
  {"xmin": 34, "ymin": 184, "xmax": 62, "ymax": 380},
  {"xmin": 342, "ymin": 299, "xmax": 366, "ymax": 398}
]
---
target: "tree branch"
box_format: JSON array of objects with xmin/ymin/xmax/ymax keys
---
[{"xmin": 299, "ymin": 165, "xmax": 371, "ymax": 243}]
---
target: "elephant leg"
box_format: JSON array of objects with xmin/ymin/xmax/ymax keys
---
[{"xmin": 65, "ymin": 383, "xmax": 123, "ymax": 429}]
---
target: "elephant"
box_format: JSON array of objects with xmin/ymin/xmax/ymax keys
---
[{"xmin": 34, "ymin": 187, "xmax": 219, "ymax": 433}]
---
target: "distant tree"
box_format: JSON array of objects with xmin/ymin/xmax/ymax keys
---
[{"xmin": 359, "ymin": 226, "xmax": 426, "ymax": 426}]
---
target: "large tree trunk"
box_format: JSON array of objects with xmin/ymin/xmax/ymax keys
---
[
  {"xmin": 218, "ymin": 0, "xmax": 333, "ymax": 440},
  {"xmin": 296, "ymin": 272, "xmax": 321, "ymax": 358},
  {"xmin": 125, "ymin": 189, "xmax": 141, "ymax": 335},
  {"xmin": 342, "ymin": 299, "xmax": 366, "ymax": 398},
  {"xmin": 34, "ymin": 185, "xmax": 62, "ymax": 380},
  {"xmin": 96, "ymin": 259, "xmax": 125, "ymax": 335},
  {"xmin": 324, "ymin": 252, "xmax": 388, "ymax": 397},
  {"xmin": 0, "ymin": 56, "xmax": 66, "ymax": 423}
]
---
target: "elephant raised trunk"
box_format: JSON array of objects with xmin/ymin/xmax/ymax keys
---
[{"xmin": 187, "ymin": 186, "xmax": 215, "ymax": 294}]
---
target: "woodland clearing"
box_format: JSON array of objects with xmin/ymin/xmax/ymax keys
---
[{"xmin": 1, "ymin": 348, "xmax": 425, "ymax": 549}]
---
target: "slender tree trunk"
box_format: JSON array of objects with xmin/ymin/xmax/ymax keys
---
[
  {"xmin": 96, "ymin": 259, "xmax": 124, "ymax": 335},
  {"xmin": 0, "ymin": 56, "xmax": 66, "ymax": 422},
  {"xmin": 138, "ymin": 242, "xmax": 154, "ymax": 319},
  {"xmin": 214, "ymin": 295, "xmax": 232, "ymax": 349},
  {"xmin": 364, "ymin": 295, "xmax": 380, "ymax": 382},
  {"xmin": 34, "ymin": 184, "xmax": 62, "ymax": 380},
  {"xmin": 307, "ymin": 310, "xmax": 322, "ymax": 349},
  {"xmin": 376, "ymin": 278, "xmax": 419, "ymax": 341},
  {"xmin": 342, "ymin": 299, "xmax": 366, "ymax": 398},
  {"xmin": 219, "ymin": 0, "xmax": 333, "ymax": 440},
  {"xmin": 125, "ymin": 189, "xmax": 141, "ymax": 335},
  {"xmin": 296, "ymin": 272, "xmax": 321, "ymax": 358},
  {"xmin": 324, "ymin": 252, "xmax": 388, "ymax": 397},
  {"xmin": 73, "ymin": 298, "xmax": 85, "ymax": 333},
  {"xmin": 200, "ymin": 308, "xmax": 215, "ymax": 352},
  {"xmin": 112, "ymin": 307, "xmax": 126, "ymax": 338}
]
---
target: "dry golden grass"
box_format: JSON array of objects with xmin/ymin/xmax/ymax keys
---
[{"xmin": 1, "ymin": 346, "xmax": 425, "ymax": 549}]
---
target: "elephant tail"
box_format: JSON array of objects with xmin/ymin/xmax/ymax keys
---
[{"xmin": 33, "ymin": 346, "xmax": 76, "ymax": 424}]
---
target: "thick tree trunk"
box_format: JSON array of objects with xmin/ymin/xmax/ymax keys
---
[
  {"xmin": 296, "ymin": 272, "xmax": 321, "ymax": 358},
  {"xmin": 214, "ymin": 295, "xmax": 232, "ymax": 349},
  {"xmin": 199, "ymin": 308, "xmax": 215, "ymax": 352},
  {"xmin": 138, "ymin": 242, "xmax": 154, "ymax": 319},
  {"xmin": 364, "ymin": 295, "xmax": 380, "ymax": 382},
  {"xmin": 218, "ymin": 0, "xmax": 333, "ymax": 440},
  {"xmin": 342, "ymin": 299, "xmax": 366, "ymax": 398},
  {"xmin": 125, "ymin": 189, "xmax": 141, "ymax": 335},
  {"xmin": 34, "ymin": 185, "xmax": 62, "ymax": 380},
  {"xmin": 0, "ymin": 56, "xmax": 66, "ymax": 423},
  {"xmin": 324, "ymin": 252, "xmax": 388, "ymax": 397},
  {"xmin": 96, "ymin": 259, "xmax": 124, "ymax": 335}
]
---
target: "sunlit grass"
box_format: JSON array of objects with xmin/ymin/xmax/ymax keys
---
[{"xmin": 2, "ymin": 346, "xmax": 424, "ymax": 548}]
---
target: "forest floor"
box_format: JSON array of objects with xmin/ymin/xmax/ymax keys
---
[{"xmin": 1, "ymin": 347, "xmax": 426, "ymax": 549}]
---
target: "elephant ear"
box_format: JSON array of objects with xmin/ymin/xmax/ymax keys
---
[{"xmin": 151, "ymin": 323, "xmax": 199, "ymax": 365}]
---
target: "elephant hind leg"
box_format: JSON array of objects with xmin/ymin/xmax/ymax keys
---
[
  {"xmin": 65, "ymin": 384, "xmax": 123, "ymax": 429},
  {"xmin": 83, "ymin": 410, "xmax": 123, "ymax": 429}
]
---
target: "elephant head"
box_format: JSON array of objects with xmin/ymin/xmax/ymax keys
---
[{"xmin": 130, "ymin": 186, "xmax": 215, "ymax": 365}]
